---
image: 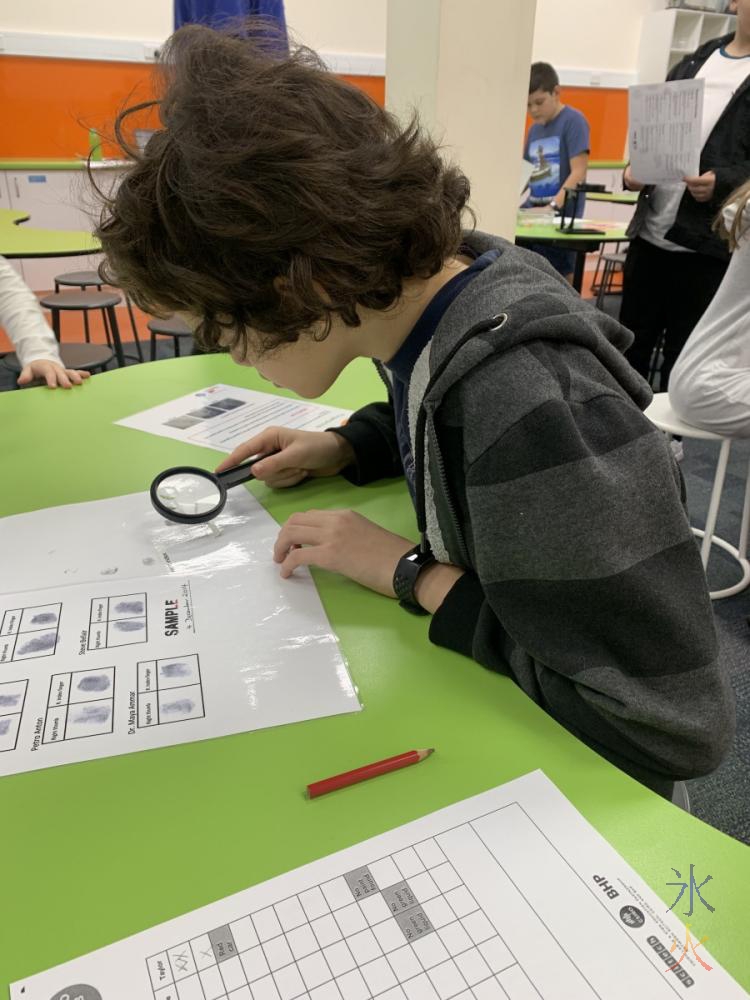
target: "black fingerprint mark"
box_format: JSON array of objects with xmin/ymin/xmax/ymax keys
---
[
  {"xmin": 78, "ymin": 674, "xmax": 111, "ymax": 692},
  {"xmin": 31, "ymin": 611, "xmax": 57, "ymax": 625},
  {"xmin": 73, "ymin": 704, "xmax": 111, "ymax": 724},
  {"xmin": 160, "ymin": 662, "xmax": 190, "ymax": 678},
  {"xmin": 0, "ymin": 719, "xmax": 12, "ymax": 736},
  {"xmin": 0, "ymin": 694, "xmax": 21, "ymax": 707},
  {"xmin": 162, "ymin": 699, "xmax": 194, "ymax": 715},
  {"xmin": 114, "ymin": 600, "xmax": 144, "ymax": 615},
  {"xmin": 113, "ymin": 619, "xmax": 145, "ymax": 633},
  {"xmin": 18, "ymin": 632, "xmax": 56, "ymax": 655}
]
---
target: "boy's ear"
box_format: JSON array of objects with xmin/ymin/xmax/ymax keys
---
[{"xmin": 553, "ymin": 85, "xmax": 561, "ymax": 101}]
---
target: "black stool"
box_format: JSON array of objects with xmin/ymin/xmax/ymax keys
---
[
  {"xmin": 40, "ymin": 291, "xmax": 127, "ymax": 368},
  {"xmin": 3, "ymin": 342, "xmax": 114, "ymax": 384},
  {"xmin": 147, "ymin": 315, "xmax": 194, "ymax": 360},
  {"xmin": 54, "ymin": 270, "xmax": 144, "ymax": 362}
]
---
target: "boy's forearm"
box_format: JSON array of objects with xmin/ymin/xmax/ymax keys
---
[{"xmin": 414, "ymin": 562, "xmax": 465, "ymax": 614}]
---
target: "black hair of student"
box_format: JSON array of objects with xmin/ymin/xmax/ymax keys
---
[
  {"xmin": 92, "ymin": 21, "xmax": 472, "ymax": 356},
  {"xmin": 529, "ymin": 62, "xmax": 559, "ymax": 95}
]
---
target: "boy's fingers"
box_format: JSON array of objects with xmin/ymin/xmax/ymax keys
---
[{"xmin": 216, "ymin": 431, "xmax": 278, "ymax": 472}]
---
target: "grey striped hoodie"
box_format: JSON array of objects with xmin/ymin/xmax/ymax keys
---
[{"xmin": 335, "ymin": 232, "xmax": 735, "ymax": 797}]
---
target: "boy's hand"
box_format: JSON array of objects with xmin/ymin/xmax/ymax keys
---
[
  {"xmin": 683, "ymin": 171, "xmax": 716, "ymax": 203},
  {"xmin": 17, "ymin": 360, "xmax": 91, "ymax": 389},
  {"xmin": 216, "ymin": 426, "xmax": 355, "ymax": 488},
  {"xmin": 623, "ymin": 165, "xmax": 645, "ymax": 192},
  {"xmin": 274, "ymin": 509, "xmax": 415, "ymax": 597}
]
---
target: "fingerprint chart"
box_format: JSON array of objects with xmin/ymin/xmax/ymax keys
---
[
  {"xmin": 88, "ymin": 594, "xmax": 148, "ymax": 650},
  {"xmin": 0, "ymin": 603, "xmax": 62, "ymax": 663},
  {"xmin": 137, "ymin": 654, "xmax": 205, "ymax": 727}
]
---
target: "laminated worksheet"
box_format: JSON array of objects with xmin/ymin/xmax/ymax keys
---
[
  {"xmin": 628, "ymin": 79, "xmax": 705, "ymax": 184},
  {"xmin": 0, "ymin": 491, "xmax": 359, "ymax": 777},
  {"xmin": 11, "ymin": 770, "xmax": 746, "ymax": 1000},
  {"xmin": 116, "ymin": 384, "xmax": 351, "ymax": 453}
]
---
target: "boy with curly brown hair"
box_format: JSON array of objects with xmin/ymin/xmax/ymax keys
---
[{"xmin": 97, "ymin": 24, "xmax": 734, "ymax": 799}]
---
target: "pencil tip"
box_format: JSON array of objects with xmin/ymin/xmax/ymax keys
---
[{"xmin": 426, "ymin": 748, "xmax": 435, "ymax": 755}]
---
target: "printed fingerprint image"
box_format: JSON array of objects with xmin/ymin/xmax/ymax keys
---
[
  {"xmin": 77, "ymin": 674, "xmax": 111, "ymax": 693},
  {"xmin": 73, "ymin": 704, "xmax": 112, "ymax": 725},
  {"xmin": 160, "ymin": 661, "xmax": 190, "ymax": 678},
  {"xmin": 0, "ymin": 694, "xmax": 21, "ymax": 707},
  {"xmin": 30, "ymin": 611, "xmax": 57, "ymax": 625},
  {"xmin": 162, "ymin": 698, "xmax": 195, "ymax": 715},
  {"xmin": 113, "ymin": 619, "xmax": 145, "ymax": 633},
  {"xmin": 211, "ymin": 397, "xmax": 245, "ymax": 411},
  {"xmin": 17, "ymin": 631, "xmax": 56, "ymax": 656},
  {"xmin": 0, "ymin": 718, "xmax": 11, "ymax": 736},
  {"xmin": 114, "ymin": 600, "xmax": 144, "ymax": 615}
]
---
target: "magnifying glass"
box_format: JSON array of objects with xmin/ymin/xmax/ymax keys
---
[{"xmin": 150, "ymin": 455, "xmax": 267, "ymax": 525}]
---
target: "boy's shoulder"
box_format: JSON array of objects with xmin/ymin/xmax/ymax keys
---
[{"xmin": 560, "ymin": 105, "xmax": 590, "ymax": 129}]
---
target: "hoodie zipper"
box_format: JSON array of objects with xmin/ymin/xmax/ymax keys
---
[{"xmin": 414, "ymin": 313, "xmax": 508, "ymax": 556}]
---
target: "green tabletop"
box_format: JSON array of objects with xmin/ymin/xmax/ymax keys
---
[
  {"xmin": 0, "ymin": 223, "xmax": 100, "ymax": 259},
  {"xmin": 0, "ymin": 158, "xmax": 127, "ymax": 171},
  {"xmin": 0, "ymin": 208, "xmax": 31, "ymax": 227},
  {"xmin": 589, "ymin": 159, "xmax": 628, "ymax": 170},
  {"xmin": 587, "ymin": 191, "xmax": 639, "ymax": 205},
  {"xmin": 515, "ymin": 219, "xmax": 630, "ymax": 244},
  {"xmin": 1, "ymin": 355, "xmax": 748, "ymax": 994}
]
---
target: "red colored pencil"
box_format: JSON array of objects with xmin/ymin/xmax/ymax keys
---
[{"xmin": 307, "ymin": 748, "xmax": 435, "ymax": 799}]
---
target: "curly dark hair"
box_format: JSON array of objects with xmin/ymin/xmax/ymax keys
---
[{"xmin": 95, "ymin": 22, "xmax": 472, "ymax": 355}]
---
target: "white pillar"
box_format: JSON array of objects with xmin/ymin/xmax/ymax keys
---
[{"xmin": 386, "ymin": 0, "xmax": 537, "ymax": 240}]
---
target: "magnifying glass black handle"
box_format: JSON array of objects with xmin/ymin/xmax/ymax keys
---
[{"xmin": 216, "ymin": 452, "xmax": 276, "ymax": 488}]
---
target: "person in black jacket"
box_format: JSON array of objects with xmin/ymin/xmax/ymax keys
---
[{"xmin": 621, "ymin": 0, "xmax": 750, "ymax": 390}]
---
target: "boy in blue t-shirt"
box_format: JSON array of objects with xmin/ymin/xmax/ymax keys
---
[{"xmin": 523, "ymin": 62, "xmax": 591, "ymax": 280}]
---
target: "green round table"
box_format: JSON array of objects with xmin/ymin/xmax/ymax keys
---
[
  {"xmin": 587, "ymin": 192, "xmax": 639, "ymax": 206},
  {"xmin": 0, "ymin": 221, "xmax": 100, "ymax": 259},
  {"xmin": 515, "ymin": 219, "xmax": 630, "ymax": 292},
  {"xmin": 0, "ymin": 207, "xmax": 31, "ymax": 227},
  {"xmin": 1, "ymin": 355, "xmax": 748, "ymax": 994}
]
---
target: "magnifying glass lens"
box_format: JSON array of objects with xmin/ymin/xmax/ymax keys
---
[{"xmin": 156, "ymin": 472, "xmax": 222, "ymax": 517}]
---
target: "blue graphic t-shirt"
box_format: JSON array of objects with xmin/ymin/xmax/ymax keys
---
[{"xmin": 524, "ymin": 106, "xmax": 590, "ymax": 213}]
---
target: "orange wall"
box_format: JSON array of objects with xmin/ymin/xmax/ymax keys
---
[
  {"xmin": 0, "ymin": 54, "xmax": 384, "ymax": 159},
  {"xmin": 0, "ymin": 55, "xmax": 621, "ymax": 160}
]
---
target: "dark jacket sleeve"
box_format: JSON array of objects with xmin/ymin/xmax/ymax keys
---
[
  {"xmin": 429, "ymin": 363, "xmax": 735, "ymax": 789},
  {"xmin": 329, "ymin": 402, "xmax": 404, "ymax": 485},
  {"xmin": 712, "ymin": 160, "xmax": 750, "ymax": 203}
]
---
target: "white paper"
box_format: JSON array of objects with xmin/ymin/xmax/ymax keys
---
[
  {"xmin": 628, "ymin": 79, "xmax": 705, "ymax": 184},
  {"xmin": 12, "ymin": 770, "xmax": 746, "ymax": 1000},
  {"xmin": 0, "ymin": 491, "xmax": 360, "ymax": 777},
  {"xmin": 116, "ymin": 384, "xmax": 352, "ymax": 453}
]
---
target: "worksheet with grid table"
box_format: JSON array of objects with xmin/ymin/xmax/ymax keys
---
[{"xmin": 12, "ymin": 770, "xmax": 748, "ymax": 1000}]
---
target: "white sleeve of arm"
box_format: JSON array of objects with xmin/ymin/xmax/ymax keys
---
[{"xmin": 0, "ymin": 255, "xmax": 62, "ymax": 368}]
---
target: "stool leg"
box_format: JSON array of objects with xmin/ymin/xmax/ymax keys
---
[
  {"xmin": 125, "ymin": 295, "xmax": 144, "ymax": 362},
  {"xmin": 52, "ymin": 308, "xmax": 61, "ymax": 342},
  {"xmin": 174, "ymin": 335, "xmax": 181, "ymax": 358},
  {"xmin": 701, "ymin": 439, "xmax": 732, "ymax": 567},
  {"xmin": 83, "ymin": 310, "xmax": 91, "ymax": 344},
  {"xmin": 106, "ymin": 306, "xmax": 126, "ymax": 368},
  {"xmin": 100, "ymin": 309, "xmax": 113, "ymax": 348},
  {"xmin": 737, "ymin": 461, "xmax": 750, "ymax": 560},
  {"xmin": 150, "ymin": 333, "xmax": 157, "ymax": 362},
  {"xmin": 596, "ymin": 260, "xmax": 611, "ymax": 309}
]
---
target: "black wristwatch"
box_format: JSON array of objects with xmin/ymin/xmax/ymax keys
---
[{"xmin": 393, "ymin": 544, "xmax": 436, "ymax": 615}]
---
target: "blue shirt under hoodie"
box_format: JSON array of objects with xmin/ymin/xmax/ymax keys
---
[{"xmin": 385, "ymin": 249, "xmax": 501, "ymax": 498}]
